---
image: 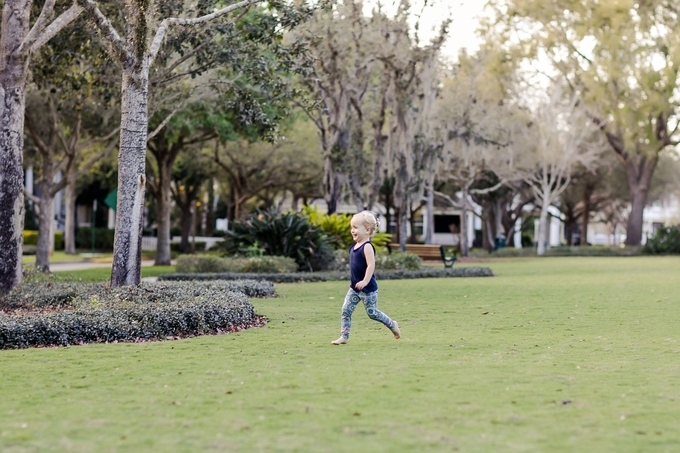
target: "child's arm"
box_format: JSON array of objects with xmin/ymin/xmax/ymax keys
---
[{"xmin": 355, "ymin": 244, "xmax": 376, "ymax": 290}]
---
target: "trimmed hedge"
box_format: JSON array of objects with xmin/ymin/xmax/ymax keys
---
[
  {"xmin": 176, "ymin": 255, "xmax": 298, "ymax": 274},
  {"xmin": 487, "ymin": 246, "xmax": 642, "ymax": 258},
  {"xmin": 159, "ymin": 267, "xmax": 494, "ymax": 283},
  {"xmin": 0, "ymin": 280, "xmax": 275, "ymax": 349}
]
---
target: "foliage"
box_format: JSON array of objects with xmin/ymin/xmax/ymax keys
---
[
  {"xmin": 24, "ymin": 230, "xmax": 63, "ymax": 250},
  {"xmin": 160, "ymin": 266, "xmax": 494, "ymax": 283},
  {"xmin": 75, "ymin": 228, "xmax": 116, "ymax": 250},
  {"xmin": 376, "ymin": 252, "xmax": 421, "ymax": 271},
  {"xmin": 490, "ymin": 246, "xmax": 643, "ymax": 257},
  {"xmin": 170, "ymin": 242, "xmax": 207, "ymax": 252},
  {"xmin": 0, "ymin": 280, "xmax": 279, "ymax": 348},
  {"xmin": 176, "ymin": 255, "xmax": 298, "ymax": 274},
  {"xmin": 302, "ymin": 205, "xmax": 353, "ymax": 249},
  {"xmin": 223, "ymin": 209, "xmax": 335, "ymax": 271},
  {"xmin": 643, "ymin": 227, "xmax": 680, "ymax": 255}
]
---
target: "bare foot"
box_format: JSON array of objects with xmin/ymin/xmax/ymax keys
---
[
  {"xmin": 391, "ymin": 321, "xmax": 401, "ymax": 339},
  {"xmin": 331, "ymin": 337, "xmax": 348, "ymax": 345}
]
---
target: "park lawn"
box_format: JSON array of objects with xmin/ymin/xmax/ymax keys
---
[
  {"xmin": 1, "ymin": 256, "xmax": 679, "ymax": 452},
  {"xmin": 49, "ymin": 266, "xmax": 177, "ymax": 282},
  {"xmin": 21, "ymin": 251, "xmax": 114, "ymax": 264}
]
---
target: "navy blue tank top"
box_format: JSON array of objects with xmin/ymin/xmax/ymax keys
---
[{"xmin": 349, "ymin": 242, "xmax": 378, "ymax": 293}]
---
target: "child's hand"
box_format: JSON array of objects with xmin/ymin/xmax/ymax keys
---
[{"xmin": 355, "ymin": 281, "xmax": 366, "ymax": 290}]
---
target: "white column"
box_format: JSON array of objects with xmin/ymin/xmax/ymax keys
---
[
  {"xmin": 514, "ymin": 217, "xmax": 522, "ymax": 248},
  {"xmin": 549, "ymin": 215, "xmax": 561, "ymax": 247}
]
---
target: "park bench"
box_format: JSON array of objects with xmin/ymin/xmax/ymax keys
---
[{"xmin": 388, "ymin": 243, "xmax": 458, "ymax": 268}]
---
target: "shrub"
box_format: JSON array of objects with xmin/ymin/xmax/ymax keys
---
[
  {"xmin": 223, "ymin": 209, "xmax": 335, "ymax": 271},
  {"xmin": 643, "ymin": 226, "xmax": 680, "ymax": 254},
  {"xmin": 0, "ymin": 280, "xmax": 275, "ymax": 349},
  {"xmin": 303, "ymin": 205, "xmax": 353, "ymax": 249},
  {"xmin": 376, "ymin": 251, "xmax": 421, "ymax": 270},
  {"xmin": 159, "ymin": 267, "xmax": 494, "ymax": 283},
  {"xmin": 23, "ymin": 230, "xmax": 63, "ymax": 250},
  {"xmin": 170, "ymin": 241, "xmax": 207, "ymax": 252},
  {"xmin": 176, "ymin": 255, "xmax": 297, "ymax": 274},
  {"xmin": 76, "ymin": 228, "xmax": 116, "ymax": 250}
]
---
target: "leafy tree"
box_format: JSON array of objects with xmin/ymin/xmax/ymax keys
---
[
  {"xmin": 24, "ymin": 22, "xmax": 120, "ymax": 269},
  {"xmin": 76, "ymin": 0, "xmax": 320, "ymax": 285},
  {"xmin": 486, "ymin": 0, "xmax": 680, "ymax": 245},
  {"xmin": 0, "ymin": 0, "xmax": 83, "ymax": 292}
]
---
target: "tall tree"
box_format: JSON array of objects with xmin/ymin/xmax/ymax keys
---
[
  {"xmin": 487, "ymin": 0, "xmax": 680, "ymax": 245},
  {"xmin": 0, "ymin": 0, "xmax": 83, "ymax": 292},
  {"xmin": 516, "ymin": 87, "xmax": 603, "ymax": 255},
  {"xmin": 76, "ymin": 0, "xmax": 317, "ymax": 285}
]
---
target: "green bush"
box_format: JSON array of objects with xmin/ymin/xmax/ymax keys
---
[
  {"xmin": 223, "ymin": 209, "xmax": 335, "ymax": 272},
  {"xmin": 159, "ymin": 267, "xmax": 495, "ymax": 283},
  {"xmin": 377, "ymin": 251, "xmax": 421, "ymax": 270},
  {"xmin": 23, "ymin": 230, "xmax": 39, "ymax": 245},
  {"xmin": 23, "ymin": 230, "xmax": 63, "ymax": 250},
  {"xmin": 0, "ymin": 280, "xmax": 275, "ymax": 349},
  {"xmin": 76, "ymin": 227, "xmax": 116, "ymax": 250},
  {"xmin": 175, "ymin": 255, "xmax": 297, "ymax": 274},
  {"xmin": 0, "ymin": 281, "xmax": 274, "ymax": 349},
  {"xmin": 643, "ymin": 227, "xmax": 680, "ymax": 254},
  {"xmin": 303, "ymin": 205, "xmax": 353, "ymax": 249},
  {"xmin": 170, "ymin": 241, "xmax": 207, "ymax": 252}
]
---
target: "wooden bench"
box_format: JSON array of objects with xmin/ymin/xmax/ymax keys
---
[{"xmin": 388, "ymin": 243, "xmax": 458, "ymax": 267}]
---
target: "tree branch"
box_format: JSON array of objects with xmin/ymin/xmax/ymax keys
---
[
  {"xmin": 74, "ymin": 135, "xmax": 119, "ymax": 181},
  {"xmin": 29, "ymin": 4, "xmax": 84, "ymax": 52},
  {"xmin": 148, "ymin": 0, "xmax": 263, "ymax": 66},
  {"xmin": 76, "ymin": 0, "xmax": 130, "ymax": 64},
  {"xmin": 147, "ymin": 104, "xmax": 184, "ymax": 142}
]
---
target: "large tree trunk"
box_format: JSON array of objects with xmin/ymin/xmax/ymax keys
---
[
  {"xmin": 325, "ymin": 166, "xmax": 340, "ymax": 215},
  {"xmin": 398, "ymin": 200, "xmax": 408, "ymax": 252},
  {"xmin": 64, "ymin": 179, "xmax": 77, "ymax": 254},
  {"xmin": 154, "ymin": 161, "xmax": 173, "ymax": 265},
  {"xmin": 0, "ymin": 1, "xmax": 30, "ymax": 292},
  {"xmin": 537, "ymin": 205, "xmax": 550, "ymax": 256},
  {"xmin": 624, "ymin": 158, "xmax": 656, "ymax": 246},
  {"xmin": 36, "ymin": 185, "xmax": 55, "ymax": 272},
  {"xmin": 111, "ymin": 69, "xmax": 148, "ymax": 286}
]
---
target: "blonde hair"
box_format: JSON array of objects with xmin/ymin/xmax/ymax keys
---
[{"xmin": 353, "ymin": 211, "xmax": 380, "ymax": 236}]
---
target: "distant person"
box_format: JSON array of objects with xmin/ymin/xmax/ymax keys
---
[{"xmin": 331, "ymin": 211, "xmax": 401, "ymax": 345}]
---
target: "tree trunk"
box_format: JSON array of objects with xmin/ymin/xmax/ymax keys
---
[
  {"xmin": 154, "ymin": 160, "xmax": 173, "ymax": 265},
  {"xmin": 581, "ymin": 185, "xmax": 593, "ymax": 246},
  {"xmin": 624, "ymin": 156, "xmax": 656, "ymax": 246},
  {"xmin": 537, "ymin": 206, "xmax": 550, "ymax": 256},
  {"xmin": 64, "ymin": 179, "xmax": 77, "ymax": 254},
  {"xmin": 460, "ymin": 191, "xmax": 469, "ymax": 258},
  {"xmin": 111, "ymin": 68, "xmax": 148, "ymax": 286},
  {"xmin": 179, "ymin": 203, "xmax": 192, "ymax": 253},
  {"xmin": 36, "ymin": 185, "xmax": 55, "ymax": 272},
  {"xmin": 398, "ymin": 200, "xmax": 408, "ymax": 252},
  {"xmin": 424, "ymin": 176, "xmax": 434, "ymax": 244},
  {"xmin": 0, "ymin": 1, "xmax": 30, "ymax": 292},
  {"xmin": 626, "ymin": 188, "xmax": 647, "ymax": 246},
  {"xmin": 325, "ymin": 168, "xmax": 340, "ymax": 215}
]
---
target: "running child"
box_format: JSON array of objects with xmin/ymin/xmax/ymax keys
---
[{"xmin": 331, "ymin": 211, "xmax": 400, "ymax": 345}]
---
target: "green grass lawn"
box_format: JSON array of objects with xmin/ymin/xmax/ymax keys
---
[
  {"xmin": 50, "ymin": 266, "xmax": 176, "ymax": 282},
  {"xmin": 21, "ymin": 251, "xmax": 114, "ymax": 264},
  {"xmin": 1, "ymin": 257, "xmax": 679, "ymax": 452}
]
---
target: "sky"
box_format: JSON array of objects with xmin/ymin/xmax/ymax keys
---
[{"xmin": 363, "ymin": 0, "xmax": 487, "ymax": 59}]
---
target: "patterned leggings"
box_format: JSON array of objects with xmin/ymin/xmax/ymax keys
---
[{"xmin": 339, "ymin": 288, "xmax": 395, "ymax": 340}]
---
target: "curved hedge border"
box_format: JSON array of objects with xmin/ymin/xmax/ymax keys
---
[
  {"xmin": 158, "ymin": 267, "xmax": 494, "ymax": 283},
  {"xmin": 0, "ymin": 281, "xmax": 274, "ymax": 349}
]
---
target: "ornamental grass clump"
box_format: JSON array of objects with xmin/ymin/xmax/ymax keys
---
[{"xmin": 0, "ymin": 280, "xmax": 274, "ymax": 349}]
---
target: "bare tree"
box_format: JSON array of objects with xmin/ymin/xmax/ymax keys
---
[{"xmin": 518, "ymin": 88, "xmax": 603, "ymax": 255}]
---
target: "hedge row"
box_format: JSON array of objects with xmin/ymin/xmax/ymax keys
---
[
  {"xmin": 0, "ymin": 280, "xmax": 274, "ymax": 349},
  {"xmin": 175, "ymin": 255, "xmax": 298, "ymax": 274},
  {"xmin": 159, "ymin": 266, "xmax": 494, "ymax": 283},
  {"xmin": 0, "ymin": 280, "xmax": 275, "ymax": 311}
]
